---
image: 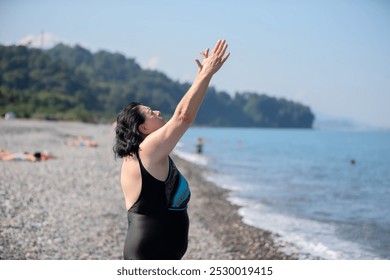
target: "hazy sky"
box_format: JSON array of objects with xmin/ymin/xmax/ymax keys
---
[{"xmin": 1, "ymin": 0, "xmax": 389, "ymax": 128}]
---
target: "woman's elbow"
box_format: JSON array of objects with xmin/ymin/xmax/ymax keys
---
[{"xmin": 176, "ymin": 111, "xmax": 195, "ymax": 126}]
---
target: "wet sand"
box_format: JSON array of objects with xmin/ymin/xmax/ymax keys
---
[{"xmin": 0, "ymin": 119, "xmax": 297, "ymax": 259}]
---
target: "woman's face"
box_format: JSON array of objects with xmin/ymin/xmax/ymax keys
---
[{"xmin": 138, "ymin": 105, "xmax": 165, "ymax": 135}]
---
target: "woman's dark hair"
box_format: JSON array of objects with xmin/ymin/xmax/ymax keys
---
[
  {"xmin": 33, "ymin": 152, "xmax": 41, "ymax": 161},
  {"xmin": 113, "ymin": 102, "xmax": 145, "ymax": 158}
]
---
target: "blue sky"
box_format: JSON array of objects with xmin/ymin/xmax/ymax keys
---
[{"xmin": 1, "ymin": 0, "xmax": 389, "ymax": 128}]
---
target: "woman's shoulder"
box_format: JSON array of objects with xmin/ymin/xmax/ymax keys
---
[{"xmin": 122, "ymin": 154, "xmax": 137, "ymax": 165}]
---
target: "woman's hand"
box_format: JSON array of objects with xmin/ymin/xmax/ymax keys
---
[{"xmin": 195, "ymin": 39, "xmax": 230, "ymax": 76}]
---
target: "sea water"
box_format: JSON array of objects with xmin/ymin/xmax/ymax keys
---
[{"xmin": 174, "ymin": 127, "xmax": 390, "ymax": 259}]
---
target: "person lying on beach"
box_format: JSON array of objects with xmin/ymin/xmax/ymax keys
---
[
  {"xmin": 113, "ymin": 39, "xmax": 230, "ymax": 260},
  {"xmin": 0, "ymin": 149, "xmax": 55, "ymax": 162},
  {"xmin": 66, "ymin": 136, "xmax": 98, "ymax": 147}
]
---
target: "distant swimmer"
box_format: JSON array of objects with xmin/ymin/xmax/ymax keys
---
[
  {"xmin": 350, "ymin": 159, "xmax": 356, "ymax": 165},
  {"xmin": 196, "ymin": 137, "xmax": 204, "ymax": 154}
]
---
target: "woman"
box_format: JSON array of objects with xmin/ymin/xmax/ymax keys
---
[{"xmin": 113, "ymin": 39, "xmax": 230, "ymax": 260}]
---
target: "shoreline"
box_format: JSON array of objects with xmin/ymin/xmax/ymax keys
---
[
  {"xmin": 173, "ymin": 154, "xmax": 298, "ymax": 260},
  {"xmin": 1, "ymin": 119, "xmax": 298, "ymax": 259}
]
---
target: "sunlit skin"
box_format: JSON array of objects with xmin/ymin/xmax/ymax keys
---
[{"xmin": 138, "ymin": 105, "xmax": 166, "ymax": 135}]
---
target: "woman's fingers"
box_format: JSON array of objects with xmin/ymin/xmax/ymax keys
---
[
  {"xmin": 221, "ymin": 51, "xmax": 230, "ymax": 63},
  {"xmin": 203, "ymin": 40, "xmax": 228, "ymax": 60},
  {"xmin": 195, "ymin": 59, "xmax": 202, "ymax": 69},
  {"xmin": 220, "ymin": 42, "xmax": 228, "ymax": 56},
  {"xmin": 213, "ymin": 40, "xmax": 229, "ymax": 64},
  {"xmin": 200, "ymin": 48, "xmax": 209, "ymax": 59},
  {"xmin": 212, "ymin": 39, "xmax": 223, "ymax": 54},
  {"xmin": 196, "ymin": 39, "xmax": 229, "ymax": 72}
]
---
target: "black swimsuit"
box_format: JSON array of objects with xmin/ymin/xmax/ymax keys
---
[{"xmin": 123, "ymin": 155, "xmax": 191, "ymax": 260}]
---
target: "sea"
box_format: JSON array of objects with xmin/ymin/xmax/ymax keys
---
[{"xmin": 173, "ymin": 127, "xmax": 390, "ymax": 259}]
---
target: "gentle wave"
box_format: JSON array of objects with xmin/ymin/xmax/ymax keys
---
[{"xmin": 174, "ymin": 128, "xmax": 390, "ymax": 259}]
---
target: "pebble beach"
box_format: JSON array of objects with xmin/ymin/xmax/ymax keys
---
[{"xmin": 0, "ymin": 119, "xmax": 297, "ymax": 260}]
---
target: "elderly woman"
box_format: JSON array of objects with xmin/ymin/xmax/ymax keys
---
[{"xmin": 113, "ymin": 40, "xmax": 230, "ymax": 260}]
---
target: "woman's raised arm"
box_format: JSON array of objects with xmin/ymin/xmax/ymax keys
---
[{"xmin": 140, "ymin": 39, "xmax": 230, "ymax": 163}]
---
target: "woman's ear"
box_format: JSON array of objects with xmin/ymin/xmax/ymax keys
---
[{"xmin": 139, "ymin": 123, "xmax": 148, "ymax": 135}]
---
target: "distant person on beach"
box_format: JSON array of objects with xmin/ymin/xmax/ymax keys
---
[
  {"xmin": 0, "ymin": 149, "xmax": 55, "ymax": 162},
  {"xmin": 196, "ymin": 137, "xmax": 204, "ymax": 154},
  {"xmin": 66, "ymin": 136, "xmax": 98, "ymax": 147},
  {"xmin": 113, "ymin": 39, "xmax": 230, "ymax": 260}
]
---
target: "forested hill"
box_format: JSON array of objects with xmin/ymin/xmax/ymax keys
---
[{"xmin": 0, "ymin": 44, "xmax": 314, "ymax": 128}]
